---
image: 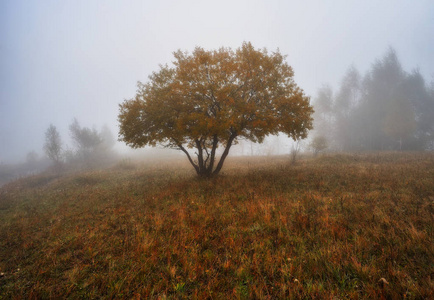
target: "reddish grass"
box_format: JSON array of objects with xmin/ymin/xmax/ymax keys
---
[{"xmin": 0, "ymin": 152, "xmax": 433, "ymax": 299}]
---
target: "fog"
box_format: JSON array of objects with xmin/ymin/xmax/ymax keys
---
[{"xmin": 1, "ymin": 0, "xmax": 434, "ymax": 164}]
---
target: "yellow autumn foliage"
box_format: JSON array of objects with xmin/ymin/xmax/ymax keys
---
[{"xmin": 118, "ymin": 42, "xmax": 313, "ymax": 176}]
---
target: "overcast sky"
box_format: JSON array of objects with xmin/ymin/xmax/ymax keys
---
[{"xmin": 1, "ymin": 0, "xmax": 433, "ymax": 162}]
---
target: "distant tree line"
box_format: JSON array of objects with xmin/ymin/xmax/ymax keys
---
[
  {"xmin": 313, "ymin": 48, "xmax": 434, "ymax": 152},
  {"xmin": 0, "ymin": 120, "xmax": 117, "ymax": 185},
  {"xmin": 44, "ymin": 119, "xmax": 116, "ymax": 170}
]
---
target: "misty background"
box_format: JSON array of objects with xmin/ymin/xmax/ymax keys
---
[{"xmin": 1, "ymin": 0, "xmax": 434, "ymax": 164}]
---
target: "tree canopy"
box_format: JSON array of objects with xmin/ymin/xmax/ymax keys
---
[{"xmin": 118, "ymin": 42, "xmax": 313, "ymax": 177}]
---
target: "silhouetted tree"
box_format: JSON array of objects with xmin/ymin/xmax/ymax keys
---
[
  {"xmin": 315, "ymin": 47, "xmax": 433, "ymax": 151},
  {"xmin": 26, "ymin": 151, "xmax": 39, "ymax": 168},
  {"xmin": 99, "ymin": 124, "xmax": 116, "ymax": 151},
  {"xmin": 333, "ymin": 65, "xmax": 361, "ymax": 150},
  {"xmin": 69, "ymin": 119, "xmax": 103, "ymax": 167},
  {"xmin": 383, "ymin": 91, "xmax": 417, "ymax": 150},
  {"xmin": 69, "ymin": 119, "xmax": 102, "ymax": 153},
  {"xmin": 310, "ymin": 135, "xmax": 328, "ymax": 156},
  {"xmin": 44, "ymin": 124, "xmax": 62, "ymax": 165},
  {"xmin": 402, "ymin": 70, "xmax": 434, "ymax": 149},
  {"xmin": 66, "ymin": 120, "xmax": 117, "ymax": 168},
  {"xmin": 290, "ymin": 138, "xmax": 303, "ymax": 164},
  {"xmin": 312, "ymin": 84, "xmax": 334, "ymax": 144},
  {"xmin": 358, "ymin": 48, "xmax": 406, "ymax": 150}
]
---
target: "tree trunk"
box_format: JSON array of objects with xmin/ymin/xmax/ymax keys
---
[
  {"xmin": 176, "ymin": 134, "xmax": 235, "ymax": 178},
  {"xmin": 212, "ymin": 133, "xmax": 236, "ymax": 176},
  {"xmin": 195, "ymin": 139, "xmax": 205, "ymax": 175},
  {"xmin": 206, "ymin": 135, "xmax": 219, "ymax": 173}
]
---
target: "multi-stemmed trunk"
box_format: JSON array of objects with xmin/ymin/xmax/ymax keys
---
[{"xmin": 177, "ymin": 133, "xmax": 237, "ymax": 178}]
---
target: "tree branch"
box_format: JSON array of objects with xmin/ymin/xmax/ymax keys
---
[
  {"xmin": 195, "ymin": 139, "xmax": 204, "ymax": 173},
  {"xmin": 207, "ymin": 134, "xmax": 219, "ymax": 172},
  {"xmin": 172, "ymin": 138, "xmax": 199, "ymax": 174},
  {"xmin": 213, "ymin": 133, "xmax": 237, "ymax": 175},
  {"xmin": 203, "ymin": 143, "xmax": 210, "ymax": 167}
]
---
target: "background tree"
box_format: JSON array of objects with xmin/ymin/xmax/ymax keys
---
[
  {"xmin": 358, "ymin": 48, "xmax": 405, "ymax": 150},
  {"xmin": 333, "ymin": 65, "xmax": 361, "ymax": 150},
  {"xmin": 312, "ymin": 84, "xmax": 334, "ymax": 145},
  {"xmin": 383, "ymin": 93, "xmax": 416, "ymax": 150},
  {"xmin": 290, "ymin": 138, "xmax": 303, "ymax": 165},
  {"xmin": 69, "ymin": 118, "xmax": 102, "ymax": 154},
  {"xmin": 119, "ymin": 42, "xmax": 313, "ymax": 177},
  {"xmin": 25, "ymin": 151, "xmax": 39, "ymax": 171},
  {"xmin": 310, "ymin": 135, "xmax": 328, "ymax": 156},
  {"xmin": 312, "ymin": 47, "xmax": 434, "ymax": 151},
  {"xmin": 99, "ymin": 124, "xmax": 116, "ymax": 151},
  {"xmin": 403, "ymin": 70, "xmax": 434, "ymax": 149},
  {"xmin": 68, "ymin": 119, "xmax": 116, "ymax": 168},
  {"xmin": 44, "ymin": 124, "xmax": 62, "ymax": 165}
]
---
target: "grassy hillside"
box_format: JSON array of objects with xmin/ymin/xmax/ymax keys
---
[{"xmin": 0, "ymin": 153, "xmax": 433, "ymax": 299}]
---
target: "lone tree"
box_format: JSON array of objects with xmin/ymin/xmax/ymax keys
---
[
  {"xmin": 118, "ymin": 42, "xmax": 313, "ymax": 177},
  {"xmin": 44, "ymin": 124, "xmax": 62, "ymax": 165}
]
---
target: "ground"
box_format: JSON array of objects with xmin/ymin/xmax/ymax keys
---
[{"xmin": 0, "ymin": 153, "xmax": 433, "ymax": 299}]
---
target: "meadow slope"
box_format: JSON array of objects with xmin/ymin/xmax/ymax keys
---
[{"xmin": 0, "ymin": 153, "xmax": 433, "ymax": 299}]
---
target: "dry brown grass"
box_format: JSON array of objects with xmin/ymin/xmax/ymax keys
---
[{"xmin": 0, "ymin": 152, "xmax": 433, "ymax": 299}]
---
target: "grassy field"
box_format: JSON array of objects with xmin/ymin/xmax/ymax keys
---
[{"xmin": 0, "ymin": 153, "xmax": 433, "ymax": 299}]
